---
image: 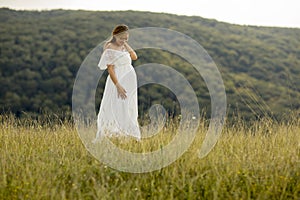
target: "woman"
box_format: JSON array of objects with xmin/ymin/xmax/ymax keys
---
[{"xmin": 94, "ymin": 24, "xmax": 141, "ymax": 141}]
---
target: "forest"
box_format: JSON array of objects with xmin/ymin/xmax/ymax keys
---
[{"xmin": 0, "ymin": 8, "xmax": 299, "ymax": 121}]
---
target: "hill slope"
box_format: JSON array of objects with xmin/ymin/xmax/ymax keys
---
[{"xmin": 0, "ymin": 8, "xmax": 299, "ymax": 120}]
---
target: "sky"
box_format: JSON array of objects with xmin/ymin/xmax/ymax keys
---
[{"xmin": 0, "ymin": 0, "xmax": 299, "ymax": 28}]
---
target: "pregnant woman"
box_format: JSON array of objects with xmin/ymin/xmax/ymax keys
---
[{"xmin": 94, "ymin": 24, "xmax": 141, "ymax": 141}]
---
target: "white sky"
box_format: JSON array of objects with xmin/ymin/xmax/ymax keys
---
[{"xmin": 0, "ymin": 0, "xmax": 299, "ymax": 28}]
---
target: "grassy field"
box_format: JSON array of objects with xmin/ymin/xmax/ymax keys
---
[{"xmin": 0, "ymin": 115, "xmax": 299, "ymax": 199}]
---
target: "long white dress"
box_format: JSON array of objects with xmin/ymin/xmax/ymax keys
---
[{"xmin": 95, "ymin": 48, "xmax": 141, "ymax": 140}]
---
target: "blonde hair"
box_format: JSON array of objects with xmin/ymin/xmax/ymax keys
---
[{"xmin": 106, "ymin": 24, "xmax": 129, "ymax": 46}]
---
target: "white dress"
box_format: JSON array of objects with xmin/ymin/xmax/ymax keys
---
[{"xmin": 95, "ymin": 48, "xmax": 141, "ymax": 140}]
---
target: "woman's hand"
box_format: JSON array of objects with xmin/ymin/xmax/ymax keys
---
[
  {"xmin": 124, "ymin": 42, "xmax": 138, "ymax": 60},
  {"xmin": 107, "ymin": 66, "xmax": 127, "ymax": 99},
  {"xmin": 116, "ymin": 83, "xmax": 127, "ymax": 99}
]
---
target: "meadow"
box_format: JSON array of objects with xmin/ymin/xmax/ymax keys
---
[{"xmin": 0, "ymin": 114, "xmax": 299, "ymax": 200}]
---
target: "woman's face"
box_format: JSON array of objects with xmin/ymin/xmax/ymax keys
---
[{"xmin": 115, "ymin": 32, "xmax": 129, "ymax": 46}]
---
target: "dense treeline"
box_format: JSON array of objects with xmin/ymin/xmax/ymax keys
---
[{"xmin": 0, "ymin": 8, "xmax": 299, "ymax": 121}]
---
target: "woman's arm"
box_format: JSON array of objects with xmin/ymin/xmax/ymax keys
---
[
  {"xmin": 124, "ymin": 42, "xmax": 138, "ymax": 60},
  {"xmin": 107, "ymin": 65, "xmax": 127, "ymax": 99},
  {"xmin": 107, "ymin": 64, "xmax": 118, "ymax": 85}
]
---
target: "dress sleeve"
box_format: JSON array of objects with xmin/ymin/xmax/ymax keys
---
[{"xmin": 97, "ymin": 49, "xmax": 115, "ymax": 70}]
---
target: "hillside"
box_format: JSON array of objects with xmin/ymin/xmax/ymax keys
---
[{"xmin": 0, "ymin": 8, "xmax": 299, "ymax": 121}]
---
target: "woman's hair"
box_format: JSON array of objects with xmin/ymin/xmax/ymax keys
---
[
  {"xmin": 112, "ymin": 24, "xmax": 128, "ymax": 35},
  {"xmin": 106, "ymin": 24, "xmax": 129, "ymax": 45}
]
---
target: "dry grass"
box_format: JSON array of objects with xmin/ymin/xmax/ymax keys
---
[{"xmin": 0, "ymin": 114, "xmax": 299, "ymax": 199}]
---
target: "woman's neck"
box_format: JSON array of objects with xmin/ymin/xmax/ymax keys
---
[{"xmin": 112, "ymin": 42, "xmax": 125, "ymax": 51}]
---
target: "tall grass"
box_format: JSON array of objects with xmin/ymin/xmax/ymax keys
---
[{"xmin": 0, "ymin": 114, "xmax": 299, "ymax": 199}]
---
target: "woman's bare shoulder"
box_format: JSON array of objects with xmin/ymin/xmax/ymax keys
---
[{"xmin": 104, "ymin": 42, "xmax": 112, "ymax": 50}]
